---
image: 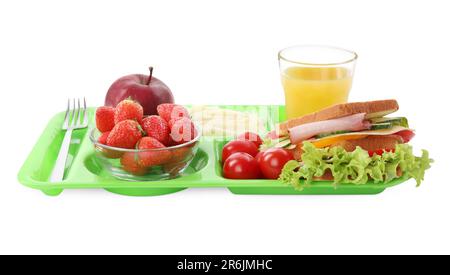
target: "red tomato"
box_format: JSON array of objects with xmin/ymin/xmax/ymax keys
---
[
  {"xmin": 223, "ymin": 153, "xmax": 261, "ymax": 179},
  {"xmin": 237, "ymin": 132, "xmax": 263, "ymax": 148},
  {"xmin": 255, "ymin": 151, "xmax": 264, "ymax": 165},
  {"xmin": 368, "ymin": 148, "xmax": 395, "ymax": 157},
  {"xmin": 395, "ymin": 130, "xmax": 415, "ymax": 143},
  {"xmin": 259, "ymin": 148, "xmax": 294, "ymax": 179},
  {"xmin": 222, "ymin": 140, "xmax": 259, "ymax": 162}
]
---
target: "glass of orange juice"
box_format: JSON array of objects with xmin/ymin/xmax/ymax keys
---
[{"xmin": 278, "ymin": 45, "xmax": 357, "ymax": 119}]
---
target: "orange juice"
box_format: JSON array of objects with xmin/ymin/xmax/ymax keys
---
[{"xmin": 281, "ymin": 67, "xmax": 352, "ymax": 119}]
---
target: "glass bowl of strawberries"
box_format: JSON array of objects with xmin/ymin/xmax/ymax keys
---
[{"xmin": 89, "ymin": 100, "xmax": 202, "ymax": 181}]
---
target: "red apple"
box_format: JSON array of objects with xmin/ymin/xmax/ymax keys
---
[{"xmin": 105, "ymin": 67, "xmax": 174, "ymax": 115}]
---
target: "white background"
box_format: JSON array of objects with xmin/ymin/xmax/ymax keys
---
[{"xmin": 1, "ymin": 0, "xmax": 449, "ymax": 255}]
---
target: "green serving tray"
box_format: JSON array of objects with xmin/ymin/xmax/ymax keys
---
[{"xmin": 18, "ymin": 105, "xmax": 410, "ymax": 196}]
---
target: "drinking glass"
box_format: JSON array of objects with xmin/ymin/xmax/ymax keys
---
[{"xmin": 278, "ymin": 45, "xmax": 357, "ymax": 119}]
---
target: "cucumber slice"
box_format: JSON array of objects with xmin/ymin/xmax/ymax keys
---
[
  {"xmin": 370, "ymin": 122, "xmax": 392, "ymax": 130},
  {"xmin": 261, "ymin": 136, "xmax": 292, "ymax": 150},
  {"xmin": 285, "ymin": 144, "xmax": 297, "ymax": 150},
  {"xmin": 275, "ymin": 139, "xmax": 292, "ymax": 148},
  {"xmin": 370, "ymin": 117, "xmax": 409, "ymax": 128}
]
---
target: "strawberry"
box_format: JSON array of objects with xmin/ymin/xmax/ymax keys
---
[
  {"xmin": 141, "ymin": 115, "xmax": 170, "ymax": 145},
  {"xmin": 107, "ymin": 120, "xmax": 143, "ymax": 149},
  {"xmin": 95, "ymin": 106, "xmax": 115, "ymax": 132},
  {"xmin": 137, "ymin": 137, "xmax": 172, "ymax": 167},
  {"xmin": 95, "ymin": 132, "xmax": 124, "ymax": 158},
  {"xmin": 114, "ymin": 99, "xmax": 144, "ymax": 124},
  {"xmin": 98, "ymin": 131, "xmax": 110, "ymax": 145},
  {"xmin": 157, "ymin": 104, "xmax": 189, "ymax": 123},
  {"xmin": 170, "ymin": 117, "xmax": 197, "ymax": 145},
  {"xmin": 121, "ymin": 152, "xmax": 147, "ymax": 176}
]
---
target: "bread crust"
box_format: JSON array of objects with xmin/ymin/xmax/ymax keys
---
[
  {"xmin": 329, "ymin": 135, "xmax": 403, "ymax": 152},
  {"xmin": 278, "ymin": 99, "xmax": 399, "ymax": 134}
]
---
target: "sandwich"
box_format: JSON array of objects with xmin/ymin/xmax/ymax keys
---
[{"xmin": 264, "ymin": 100, "xmax": 432, "ymax": 189}]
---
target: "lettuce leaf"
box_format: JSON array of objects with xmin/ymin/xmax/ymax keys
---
[{"xmin": 279, "ymin": 142, "xmax": 432, "ymax": 190}]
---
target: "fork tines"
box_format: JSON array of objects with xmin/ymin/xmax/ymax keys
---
[{"xmin": 63, "ymin": 98, "xmax": 88, "ymax": 130}]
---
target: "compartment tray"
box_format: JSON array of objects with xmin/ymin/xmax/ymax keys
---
[{"xmin": 18, "ymin": 105, "xmax": 411, "ymax": 196}]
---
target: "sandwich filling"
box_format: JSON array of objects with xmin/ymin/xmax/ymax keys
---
[
  {"xmin": 266, "ymin": 114, "xmax": 414, "ymax": 153},
  {"xmin": 288, "ymin": 113, "xmax": 371, "ymax": 144}
]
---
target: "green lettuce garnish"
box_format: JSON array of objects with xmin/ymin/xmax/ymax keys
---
[{"xmin": 279, "ymin": 142, "xmax": 432, "ymax": 190}]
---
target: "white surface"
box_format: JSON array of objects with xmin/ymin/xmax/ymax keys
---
[{"xmin": 0, "ymin": 0, "xmax": 449, "ymax": 255}]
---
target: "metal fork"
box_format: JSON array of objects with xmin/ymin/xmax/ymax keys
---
[{"xmin": 50, "ymin": 98, "xmax": 89, "ymax": 182}]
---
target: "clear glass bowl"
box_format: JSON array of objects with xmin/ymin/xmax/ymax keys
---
[{"xmin": 89, "ymin": 125, "xmax": 201, "ymax": 181}]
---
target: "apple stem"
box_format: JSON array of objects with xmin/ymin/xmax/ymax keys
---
[{"xmin": 146, "ymin": 66, "xmax": 154, "ymax": 85}]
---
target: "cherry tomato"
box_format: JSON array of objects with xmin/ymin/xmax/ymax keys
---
[
  {"xmin": 237, "ymin": 132, "xmax": 263, "ymax": 148},
  {"xmin": 222, "ymin": 140, "xmax": 259, "ymax": 162},
  {"xmin": 255, "ymin": 151, "xmax": 264, "ymax": 165},
  {"xmin": 223, "ymin": 153, "xmax": 261, "ymax": 179},
  {"xmin": 259, "ymin": 148, "xmax": 294, "ymax": 179}
]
